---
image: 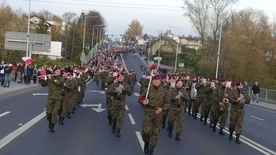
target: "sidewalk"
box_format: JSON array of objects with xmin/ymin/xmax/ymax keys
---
[
  {"xmin": 0, "ymin": 81, "xmax": 41, "ymax": 95},
  {"xmin": 250, "ymin": 101, "xmax": 276, "ymax": 111}
]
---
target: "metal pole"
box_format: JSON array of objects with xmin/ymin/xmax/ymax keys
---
[
  {"xmin": 157, "ymin": 37, "xmax": 161, "ymax": 71},
  {"xmin": 91, "ymin": 25, "xmax": 95, "ymax": 58},
  {"xmin": 26, "ymin": 0, "xmax": 31, "ymax": 57},
  {"xmin": 169, "ymin": 26, "xmax": 180, "ymax": 72},
  {"xmin": 215, "ymin": 23, "xmax": 222, "ymax": 79},
  {"xmin": 81, "ymin": 15, "xmax": 87, "ymax": 66}
]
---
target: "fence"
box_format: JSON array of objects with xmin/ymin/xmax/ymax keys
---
[
  {"xmin": 81, "ymin": 43, "xmax": 99, "ymax": 65},
  {"xmin": 248, "ymin": 87, "xmax": 276, "ymax": 104}
]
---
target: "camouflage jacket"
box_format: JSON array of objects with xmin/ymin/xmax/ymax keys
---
[
  {"xmin": 140, "ymin": 84, "xmax": 170, "ymax": 112},
  {"xmin": 213, "ymin": 85, "xmax": 230, "ymax": 106},
  {"xmin": 169, "ymin": 87, "xmax": 190, "ymax": 107},
  {"xmin": 106, "ymin": 81, "xmax": 132, "ymax": 102},
  {"xmin": 41, "ymin": 76, "xmax": 64, "ymax": 100},
  {"xmin": 228, "ymin": 88, "xmax": 250, "ymax": 109}
]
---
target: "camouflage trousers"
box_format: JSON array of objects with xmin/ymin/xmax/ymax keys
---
[
  {"xmin": 168, "ymin": 106, "xmax": 185, "ymax": 134},
  {"xmin": 106, "ymin": 96, "xmax": 112, "ymax": 120},
  {"xmin": 66, "ymin": 95, "xmax": 75, "ymax": 113},
  {"xmin": 202, "ymin": 102, "xmax": 212, "ymax": 121},
  {"xmin": 229, "ymin": 108, "xmax": 245, "ymax": 135},
  {"xmin": 111, "ymin": 100, "xmax": 126, "ymax": 129},
  {"xmin": 162, "ymin": 109, "xmax": 169, "ymax": 125},
  {"xmin": 142, "ymin": 109, "xmax": 163, "ymax": 146},
  {"xmin": 210, "ymin": 104, "xmax": 228, "ymax": 128},
  {"xmin": 59, "ymin": 98, "xmax": 69, "ymax": 117},
  {"xmin": 46, "ymin": 99, "xmax": 62, "ymax": 124},
  {"xmin": 193, "ymin": 97, "xmax": 204, "ymax": 115}
]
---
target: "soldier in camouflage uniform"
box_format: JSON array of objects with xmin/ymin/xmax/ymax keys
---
[
  {"xmin": 139, "ymin": 73, "xmax": 150, "ymax": 95},
  {"xmin": 106, "ymin": 72, "xmax": 132, "ymax": 137},
  {"xmin": 228, "ymin": 81, "xmax": 250, "ymax": 144},
  {"xmin": 211, "ymin": 78, "xmax": 230, "ymax": 135},
  {"xmin": 101, "ymin": 68, "xmax": 109, "ymax": 90},
  {"xmin": 193, "ymin": 76, "xmax": 206, "ymax": 121},
  {"xmin": 78, "ymin": 67, "xmax": 90, "ymax": 104},
  {"xmin": 106, "ymin": 71, "xmax": 116, "ymax": 126},
  {"xmin": 162, "ymin": 75, "xmax": 175, "ymax": 129},
  {"xmin": 95, "ymin": 68, "xmax": 101, "ymax": 86},
  {"xmin": 167, "ymin": 78, "xmax": 189, "ymax": 141},
  {"xmin": 41, "ymin": 68, "xmax": 64, "ymax": 132},
  {"xmin": 202, "ymin": 77, "xmax": 216, "ymax": 126},
  {"xmin": 59, "ymin": 72, "xmax": 76, "ymax": 124},
  {"xmin": 125, "ymin": 69, "xmax": 136, "ymax": 93},
  {"xmin": 58, "ymin": 71, "xmax": 68, "ymax": 124},
  {"xmin": 139, "ymin": 75, "xmax": 170, "ymax": 155},
  {"xmin": 66, "ymin": 72, "xmax": 78, "ymax": 118}
]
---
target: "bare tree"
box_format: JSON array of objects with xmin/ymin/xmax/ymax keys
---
[
  {"xmin": 208, "ymin": 0, "xmax": 238, "ymax": 42},
  {"xmin": 183, "ymin": 0, "xmax": 209, "ymax": 47}
]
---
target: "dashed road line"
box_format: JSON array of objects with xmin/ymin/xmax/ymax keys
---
[
  {"xmin": 0, "ymin": 111, "xmax": 10, "ymax": 118},
  {"xmin": 0, "ymin": 111, "xmax": 45, "ymax": 149},
  {"xmin": 128, "ymin": 113, "xmax": 136, "ymax": 125},
  {"xmin": 250, "ymin": 115, "xmax": 265, "ymax": 121}
]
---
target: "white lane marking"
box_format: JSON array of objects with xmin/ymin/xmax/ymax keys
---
[
  {"xmin": 131, "ymin": 57, "xmax": 142, "ymax": 74},
  {"xmin": 0, "ymin": 111, "xmax": 45, "ymax": 149},
  {"xmin": 137, "ymin": 82, "xmax": 141, "ymax": 86},
  {"xmin": 18, "ymin": 124, "xmax": 22, "ymax": 126},
  {"xmin": 135, "ymin": 131, "xmax": 144, "ymax": 151},
  {"xmin": 192, "ymin": 112, "xmax": 275, "ymax": 155},
  {"xmin": 121, "ymin": 54, "xmax": 129, "ymax": 74},
  {"xmin": 0, "ymin": 111, "xmax": 10, "ymax": 118},
  {"xmin": 241, "ymin": 135, "xmax": 276, "ymax": 155},
  {"xmin": 250, "ymin": 115, "xmax": 265, "ymax": 121},
  {"xmin": 125, "ymin": 105, "xmax": 129, "ymax": 110},
  {"xmin": 128, "ymin": 114, "xmax": 136, "ymax": 125}
]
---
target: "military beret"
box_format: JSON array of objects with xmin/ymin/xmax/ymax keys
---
[
  {"xmin": 220, "ymin": 78, "xmax": 227, "ymax": 82},
  {"xmin": 209, "ymin": 76, "xmax": 216, "ymax": 81},
  {"xmin": 176, "ymin": 78, "xmax": 184, "ymax": 83},
  {"xmin": 236, "ymin": 81, "xmax": 243, "ymax": 86},
  {"xmin": 152, "ymin": 74, "xmax": 161, "ymax": 80}
]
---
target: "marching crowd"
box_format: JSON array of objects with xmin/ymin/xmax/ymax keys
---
[{"xmin": 1, "ymin": 45, "xmax": 253, "ymax": 155}]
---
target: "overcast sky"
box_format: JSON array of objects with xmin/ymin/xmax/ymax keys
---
[{"xmin": 4, "ymin": 0, "xmax": 276, "ymax": 39}]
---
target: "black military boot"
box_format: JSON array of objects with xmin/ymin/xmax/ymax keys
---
[
  {"xmin": 116, "ymin": 128, "xmax": 121, "ymax": 137},
  {"xmin": 67, "ymin": 112, "xmax": 71, "ymax": 118},
  {"xmin": 200, "ymin": 115, "xmax": 203, "ymax": 122},
  {"xmin": 168, "ymin": 130, "xmax": 172, "ymax": 137},
  {"xmin": 148, "ymin": 145, "xmax": 155, "ymax": 155},
  {"xmin": 49, "ymin": 123, "xmax": 55, "ymax": 132},
  {"xmin": 112, "ymin": 124, "xmax": 116, "ymax": 134},
  {"xmin": 203, "ymin": 119, "xmax": 207, "ymax": 126},
  {"xmin": 108, "ymin": 115, "xmax": 112, "ymax": 126},
  {"xmin": 236, "ymin": 134, "xmax": 241, "ymax": 144},
  {"xmin": 175, "ymin": 133, "xmax": 181, "ymax": 141},
  {"xmin": 219, "ymin": 128, "xmax": 225, "ymax": 135},
  {"xmin": 229, "ymin": 132, "xmax": 233, "ymax": 141},
  {"xmin": 188, "ymin": 109, "xmax": 191, "ymax": 116},
  {"xmin": 209, "ymin": 122, "xmax": 213, "ymax": 128},
  {"xmin": 59, "ymin": 117, "xmax": 64, "ymax": 125},
  {"xmin": 194, "ymin": 113, "xmax": 197, "ymax": 120},
  {"xmin": 48, "ymin": 121, "xmax": 51, "ymax": 129},
  {"xmin": 212, "ymin": 123, "xmax": 217, "ymax": 132},
  {"xmin": 162, "ymin": 122, "xmax": 166, "ymax": 129},
  {"xmin": 144, "ymin": 141, "xmax": 149, "ymax": 154}
]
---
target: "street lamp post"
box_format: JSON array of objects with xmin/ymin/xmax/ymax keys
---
[
  {"xmin": 91, "ymin": 24, "xmax": 102, "ymax": 57},
  {"xmin": 26, "ymin": 0, "xmax": 31, "ymax": 57},
  {"xmin": 81, "ymin": 15, "xmax": 97, "ymax": 66},
  {"xmin": 169, "ymin": 26, "xmax": 180, "ymax": 72}
]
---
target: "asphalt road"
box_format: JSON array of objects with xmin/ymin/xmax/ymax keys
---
[{"xmin": 0, "ymin": 55, "xmax": 275, "ymax": 155}]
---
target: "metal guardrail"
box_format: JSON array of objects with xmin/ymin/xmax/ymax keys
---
[
  {"xmin": 248, "ymin": 87, "xmax": 276, "ymax": 104},
  {"xmin": 81, "ymin": 43, "xmax": 99, "ymax": 64}
]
